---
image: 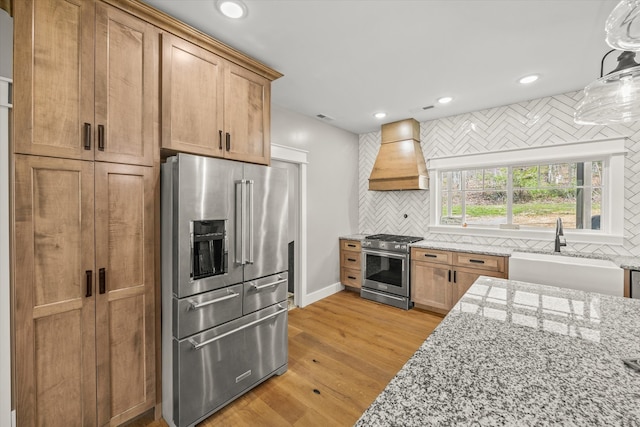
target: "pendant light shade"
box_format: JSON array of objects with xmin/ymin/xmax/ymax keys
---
[
  {"xmin": 606, "ymin": 0, "xmax": 640, "ymax": 51},
  {"xmin": 574, "ymin": 50, "xmax": 640, "ymax": 125}
]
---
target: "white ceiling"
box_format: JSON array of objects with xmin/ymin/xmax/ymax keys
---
[{"xmin": 143, "ymin": 0, "xmax": 620, "ymax": 135}]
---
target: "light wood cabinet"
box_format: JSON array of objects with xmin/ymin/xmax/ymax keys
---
[
  {"xmin": 13, "ymin": 1, "xmax": 157, "ymax": 425},
  {"xmin": 161, "ymin": 33, "xmax": 225, "ymax": 158},
  {"xmin": 223, "ymin": 62, "xmax": 271, "ymax": 164},
  {"xmin": 14, "ymin": 0, "xmax": 157, "ymax": 166},
  {"xmin": 94, "ymin": 163, "xmax": 155, "ymax": 426},
  {"xmin": 411, "ymin": 261, "xmax": 451, "ymax": 311},
  {"xmin": 13, "ymin": 156, "xmax": 156, "ymax": 427},
  {"xmin": 13, "ymin": 155, "xmax": 97, "ymax": 427},
  {"xmin": 411, "ymin": 248, "xmax": 507, "ymax": 312},
  {"xmin": 161, "ymin": 33, "xmax": 271, "ymax": 165},
  {"xmin": 340, "ymin": 240, "xmax": 362, "ymax": 289}
]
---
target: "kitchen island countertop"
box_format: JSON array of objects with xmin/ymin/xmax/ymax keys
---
[{"xmin": 356, "ymin": 276, "xmax": 640, "ymax": 426}]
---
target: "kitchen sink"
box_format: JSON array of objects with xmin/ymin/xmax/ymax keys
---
[{"xmin": 508, "ymin": 251, "xmax": 623, "ymax": 296}]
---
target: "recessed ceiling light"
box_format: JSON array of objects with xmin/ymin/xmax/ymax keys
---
[
  {"xmin": 216, "ymin": 0, "xmax": 247, "ymax": 19},
  {"xmin": 374, "ymin": 112, "xmax": 387, "ymax": 119},
  {"xmin": 519, "ymin": 74, "xmax": 539, "ymax": 84},
  {"xmin": 437, "ymin": 96, "xmax": 453, "ymax": 104}
]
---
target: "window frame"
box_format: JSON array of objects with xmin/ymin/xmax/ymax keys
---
[{"xmin": 428, "ymin": 138, "xmax": 626, "ymax": 246}]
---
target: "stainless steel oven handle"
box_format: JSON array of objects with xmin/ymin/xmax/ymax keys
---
[
  {"xmin": 362, "ymin": 249, "xmax": 408, "ymax": 260},
  {"xmin": 189, "ymin": 291, "xmax": 239, "ymax": 310},
  {"xmin": 190, "ymin": 305, "xmax": 287, "ymax": 350},
  {"xmin": 251, "ymin": 278, "xmax": 287, "ymax": 290},
  {"xmin": 362, "ymin": 288, "xmax": 405, "ymax": 302}
]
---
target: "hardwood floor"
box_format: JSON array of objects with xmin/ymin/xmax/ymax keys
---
[{"xmin": 129, "ymin": 290, "xmax": 443, "ymax": 427}]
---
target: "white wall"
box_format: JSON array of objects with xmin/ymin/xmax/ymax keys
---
[
  {"xmin": 0, "ymin": 10, "xmax": 12, "ymax": 425},
  {"xmin": 271, "ymin": 104, "xmax": 359, "ymax": 295}
]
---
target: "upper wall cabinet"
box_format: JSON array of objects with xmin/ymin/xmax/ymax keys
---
[
  {"xmin": 161, "ymin": 33, "xmax": 271, "ymax": 165},
  {"xmin": 161, "ymin": 33, "xmax": 225, "ymax": 158},
  {"xmin": 14, "ymin": 0, "xmax": 157, "ymax": 166}
]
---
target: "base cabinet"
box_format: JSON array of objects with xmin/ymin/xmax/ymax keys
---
[
  {"xmin": 411, "ymin": 248, "xmax": 507, "ymax": 312},
  {"xmin": 340, "ymin": 240, "xmax": 362, "ymax": 289}
]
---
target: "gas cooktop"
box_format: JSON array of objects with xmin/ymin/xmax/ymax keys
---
[{"xmin": 365, "ymin": 234, "xmax": 423, "ymax": 244}]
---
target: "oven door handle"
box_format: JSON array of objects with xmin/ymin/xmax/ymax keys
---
[
  {"xmin": 362, "ymin": 288, "xmax": 406, "ymax": 302},
  {"xmin": 362, "ymin": 249, "xmax": 408, "ymax": 260}
]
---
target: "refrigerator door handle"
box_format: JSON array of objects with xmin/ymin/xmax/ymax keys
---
[
  {"xmin": 235, "ymin": 180, "xmax": 245, "ymax": 265},
  {"xmin": 247, "ymin": 180, "xmax": 254, "ymax": 264}
]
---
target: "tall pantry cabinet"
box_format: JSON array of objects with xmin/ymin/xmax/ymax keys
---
[{"xmin": 13, "ymin": 0, "xmax": 157, "ymax": 425}]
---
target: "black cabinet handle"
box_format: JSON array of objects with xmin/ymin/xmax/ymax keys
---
[
  {"xmin": 225, "ymin": 132, "xmax": 231, "ymax": 151},
  {"xmin": 218, "ymin": 130, "xmax": 223, "ymax": 150},
  {"xmin": 348, "ymin": 276, "xmax": 356, "ymax": 280},
  {"xmin": 347, "ymin": 258, "xmax": 356, "ymax": 262},
  {"xmin": 424, "ymin": 254, "xmax": 437, "ymax": 258},
  {"xmin": 454, "ymin": 271, "xmax": 457, "ymax": 283},
  {"xmin": 347, "ymin": 244, "xmax": 356, "ymax": 248},
  {"xmin": 97, "ymin": 124, "xmax": 105, "ymax": 151},
  {"xmin": 85, "ymin": 270, "xmax": 92, "ymax": 297},
  {"xmin": 83, "ymin": 123, "xmax": 92, "ymax": 150},
  {"xmin": 99, "ymin": 268, "xmax": 106, "ymax": 294},
  {"xmin": 469, "ymin": 259, "xmax": 485, "ymax": 264},
  {"xmin": 448, "ymin": 270, "xmax": 451, "ymax": 282}
]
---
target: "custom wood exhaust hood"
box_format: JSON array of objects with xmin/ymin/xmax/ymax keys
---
[{"xmin": 368, "ymin": 118, "xmax": 429, "ymax": 191}]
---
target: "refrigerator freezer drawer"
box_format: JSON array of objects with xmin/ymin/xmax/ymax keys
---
[
  {"xmin": 243, "ymin": 272, "xmax": 288, "ymax": 315},
  {"xmin": 173, "ymin": 283, "xmax": 243, "ymax": 339},
  {"xmin": 173, "ymin": 304, "xmax": 288, "ymax": 427}
]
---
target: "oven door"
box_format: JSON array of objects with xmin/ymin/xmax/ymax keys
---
[{"xmin": 362, "ymin": 249, "xmax": 409, "ymax": 297}]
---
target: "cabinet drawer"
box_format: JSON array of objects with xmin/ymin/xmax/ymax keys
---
[
  {"xmin": 244, "ymin": 272, "xmax": 288, "ymax": 315},
  {"xmin": 341, "ymin": 240, "xmax": 361, "ymax": 252},
  {"xmin": 341, "ymin": 268, "xmax": 362, "ymax": 288},
  {"xmin": 411, "ymin": 248, "xmax": 452, "ymax": 265},
  {"xmin": 341, "ymin": 251, "xmax": 361, "ymax": 270},
  {"xmin": 174, "ymin": 283, "xmax": 243, "ymax": 339},
  {"xmin": 453, "ymin": 252, "xmax": 505, "ymax": 272}
]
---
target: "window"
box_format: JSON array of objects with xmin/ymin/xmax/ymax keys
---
[
  {"xmin": 429, "ymin": 138, "xmax": 626, "ymax": 243},
  {"xmin": 440, "ymin": 161, "xmax": 602, "ymax": 230}
]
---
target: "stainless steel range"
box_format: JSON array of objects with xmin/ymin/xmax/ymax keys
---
[{"xmin": 360, "ymin": 234, "xmax": 423, "ymax": 310}]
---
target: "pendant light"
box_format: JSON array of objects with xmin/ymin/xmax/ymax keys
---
[
  {"xmin": 606, "ymin": 0, "xmax": 640, "ymax": 51},
  {"xmin": 574, "ymin": 50, "xmax": 640, "ymax": 125}
]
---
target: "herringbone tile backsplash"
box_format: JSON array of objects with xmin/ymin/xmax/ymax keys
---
[{"xmin": 359, "ymin": 90, "xmax": 640, "ymax": 257}]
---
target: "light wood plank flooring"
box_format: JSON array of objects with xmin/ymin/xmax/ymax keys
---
[{"xmin": 129, "ymin": 290, "xmax": 443, "ymax": 427}]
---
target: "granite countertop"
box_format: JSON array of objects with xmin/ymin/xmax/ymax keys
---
[
  {"xmin": 339, "ymin": 234, "xmax": 640, "ymax": 270},
  {"xmin": 339, "ymin": 234, "xmax": 369, "ymax": 241},
  {"xmin": 356, "ymin": 276, "xmax": 640, "ymax": 426},
  {"xmin": 409, "ymin": 240, "xmax": 514, "ymax": 257}
]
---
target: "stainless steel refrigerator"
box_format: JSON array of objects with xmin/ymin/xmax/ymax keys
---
[{"xmin": 161, "ymin": 153, "xmax": 289, "ymax": 427}]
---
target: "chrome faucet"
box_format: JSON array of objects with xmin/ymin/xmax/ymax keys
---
[{"xmin": 555, "ymin": 217, "xmax": 566, "ymax": 252}]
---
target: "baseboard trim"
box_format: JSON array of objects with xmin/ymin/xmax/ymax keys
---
[{"xmin": 300, "ymin": 282, "xmax": 344, "ymax": 307}]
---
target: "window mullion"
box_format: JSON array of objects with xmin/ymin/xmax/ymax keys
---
[
  {"xmin": 447, "ymin": 171, "xmax": 453, "ymax": 217},
  {"xmin": 461, "ymin": 170, "xmax": 466, "ymax": 224},
  {"xmin": 507, "ymin": 166, "xmax": 513, "ymax": 225}
]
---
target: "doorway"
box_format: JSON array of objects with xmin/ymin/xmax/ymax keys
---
[{"xmin": 271, "ymin": 144, "xmax": 308, "ymax": 308}]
